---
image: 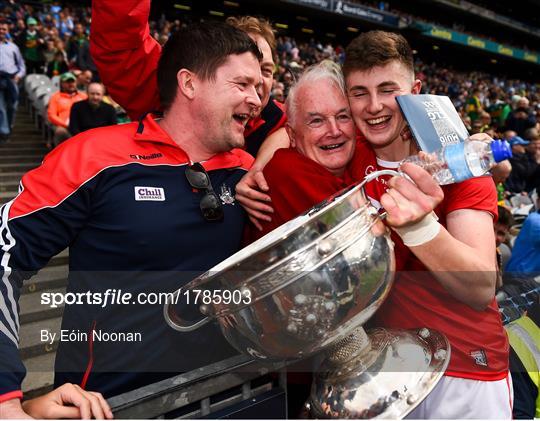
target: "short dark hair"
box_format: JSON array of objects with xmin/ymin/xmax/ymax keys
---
[
  {"xmin": 157, "ymin": 21, "xmax": 262, "ymax": 111},
  {"xmin": 343, "ymin": 30, "xmax": 414, "ymax": 77},
  {"xmin": 497, "ymin": 205, "xmax": 514, "ymax": 228}
]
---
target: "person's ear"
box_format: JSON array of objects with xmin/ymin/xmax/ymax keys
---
[
  {"xmin": 177, "ymin": 69, "xmax": 196, "ymax": 100},
  {"xmin": 412, "ymin": 79, "xmax": 422, "ymax": 95},
  {"xmin": 286, "ymin": 124, "xmax": 296, "ymax": 148}
]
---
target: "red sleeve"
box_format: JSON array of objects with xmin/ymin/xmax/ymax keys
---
[
  {"xmin": 441, "ymin": 176, "xmax": 499, "ymax": 221},
  {"xmin": 0, "ymin": 390, "xmax": 22, "ymax": 404},
  {"xmin": 90, "ymin": 0, "xmax": 161, "ymax": 120}
]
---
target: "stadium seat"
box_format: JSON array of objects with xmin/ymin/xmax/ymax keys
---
[
  {"xmin": 51, "ymin": 75, "xmax": 60, "ymax": 89},
  {"xmin": 28, "ymin": 79, "xmax": 52, "ymax": 103},
  {"xmin": 24, "ymin": 75, "xmax": 50, "ymax": 98},
  {"xmin": 27, "ymin": 81, "xmax": 53, "ymax": 120},
  {"xmin": 36, "ymin": 93, "xmax": 53, "ymax": 141},
  {"xmin": 23, "ymin": 74, "xmax": 49, "ymax": 93},
  {"xmin": 23, "ymin": 74, "xmax": 47, "ymax": 109},
  {"xmin": 29, "ymin": 85, "xmax": 54, "ymax": 125}
]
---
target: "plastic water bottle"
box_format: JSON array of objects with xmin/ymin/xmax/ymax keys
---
[{"xmin": 400, "ymin": 140, "xmax": 512, "ymax": 185}]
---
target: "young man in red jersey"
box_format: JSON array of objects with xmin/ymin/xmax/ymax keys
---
[{"xmin": 342, "ymin": 30, "xmax": 510, "ymax": 419}]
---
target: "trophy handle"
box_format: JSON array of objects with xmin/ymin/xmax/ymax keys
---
[
  {"xmin": 164, "ymin": 288, "xmax": 211, "ymax": 332},
  {"xmin": 357, "ymin": 169, "xmax": 400, "ymax": 190},
  {"xmin": 357, "ymin": 170, "xmax": 400, "ymax": 220},
  {"xmin": 307, "ymin": 169, "xmax": 401, "ymax": 218}
]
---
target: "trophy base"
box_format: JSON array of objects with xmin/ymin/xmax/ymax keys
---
[{"xmin": 307, "ymin": 327, "xmax": 450, "ymax": 419}]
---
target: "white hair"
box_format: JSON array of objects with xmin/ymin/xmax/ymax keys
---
[{"xmin": 286, "ymin": 60, "xmax": 346, "ymax": 127}]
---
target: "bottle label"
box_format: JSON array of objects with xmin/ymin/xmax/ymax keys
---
[{"xmin": 444, "ymin": 143, "xmax": 473, "ymax": 182}]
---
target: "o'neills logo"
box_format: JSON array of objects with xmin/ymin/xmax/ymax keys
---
[
  {"xmin": 470, "ymin": 349, "xmax": 488, "ymax": 367},
  {"xmin": 130, "ymin": 153, "xmax": 163, "ymax": 160},
  {"xmin": 134, "ymin": 186, "xmax": 165, "ymax": 201}
]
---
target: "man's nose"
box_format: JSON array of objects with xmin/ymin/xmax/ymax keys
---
[
  {"xmin": 326, "ymin": 117, "xmax": 341, "ymax": 137},
  {"xmin": 247, "ymin": 85, "xmax": 262, "ymax": 110},
  {"xmin": 367, "ymin": 95, "xmax": 383, "ymax": 114}
]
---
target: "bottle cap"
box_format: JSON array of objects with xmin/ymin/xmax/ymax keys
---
[{"xmin": 491, "ymin": 140, "xmax": 512, "ymax": 162}]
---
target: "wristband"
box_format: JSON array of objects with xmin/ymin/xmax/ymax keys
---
[{"xmin": 393, "ymin": 212, "xmax": 441, "ymax": 247}]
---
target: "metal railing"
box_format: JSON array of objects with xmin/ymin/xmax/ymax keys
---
[{"xmin": 108, "ymin": 355, "xmax": 287, "ymax": 419}]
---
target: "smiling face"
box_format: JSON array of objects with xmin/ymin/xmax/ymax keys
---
[
  {"xmin": 346, "ymin": 60, "xmax": 421, "ymax": 161},
  {"xmin": 287, "ymin": 79, "xmax": 356, "ymax": 177},
  {"xmin": 249, "ymin": 33, "xmax": 274, "ymax": 110},
  {"xmin": 193, "ymin": 52, "xmax": 262, "ymax": 153}
]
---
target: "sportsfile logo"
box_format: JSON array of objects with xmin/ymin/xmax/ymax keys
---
[{"xmin": 134, "ymin": 186, "xmax": 165, "ymax": 201}]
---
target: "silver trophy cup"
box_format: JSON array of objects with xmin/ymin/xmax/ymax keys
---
[{"xmin": 164, "ymin": 171, "xmax": 450, "ymax": 418}]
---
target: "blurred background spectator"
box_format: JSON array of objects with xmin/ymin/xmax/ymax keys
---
[
  {"xmin": 46, "ymin": 49, "xmax": 68, "ymax": 77},
  {"xmin": 15, "ymin": 17, "xmax": 43, "ymax": 74},
  {"xmin": 505, "ymin": 195, "xmax": 540, "ymax": 274},
  {"xmin": 73, "ymin": 68, "xmax": 92, "ymax": 90},
  {"xmin": 46, "ymin": 71, "xmax": 85, "ymax": 146},
  {"xmin": 68, "ymin": 82, "xmax": 116, "ymax": 135},
  {"xmin": 0, "ymin": 19, "xmax": 25, "ymax": 144}
]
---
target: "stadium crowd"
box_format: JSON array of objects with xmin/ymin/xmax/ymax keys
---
[
  {"xmin": 0, "ymin": 1, "xmax": 126, "ymax": 147},
  {"xmin": 0, "ymin": 0, "xmax": 538, "ymax": 419}
]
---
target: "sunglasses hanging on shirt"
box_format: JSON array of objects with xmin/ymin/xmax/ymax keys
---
[{"xmin": 185, "ymin": 162, "xmax": 224, "ymax": 222}]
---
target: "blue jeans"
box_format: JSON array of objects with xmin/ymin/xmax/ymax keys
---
[{"xmin": 0, "ymin": 76, "xmax": 19, "ymax": 136}]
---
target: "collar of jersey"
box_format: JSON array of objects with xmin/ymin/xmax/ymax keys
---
[
  {"xmin": 245, "ymin": 115, "xmax": 265, "ymax": 137},
  {"xmin": 133, "ymin": 114, "xmax": 253, "ymax": 171}
]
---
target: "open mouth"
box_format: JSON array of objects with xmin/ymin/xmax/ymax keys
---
[
  {"xmin": 320, "ymin": 142, "xmax": 345, "ymax": 151},
  {"xmin": 233, "ymin": 113, "xmax": 250, "ymax": 127},
  {"xmin": 366, "ymin": 116, "xmax": 392, "ymax": 127}
]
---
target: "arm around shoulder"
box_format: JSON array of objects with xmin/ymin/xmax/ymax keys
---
[{"xmin": 253, "ymin": 127, "xmax": 291, "ymax": 171}]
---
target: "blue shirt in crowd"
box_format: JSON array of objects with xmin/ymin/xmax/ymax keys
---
[
  {"xmin": 506, "ymin": 211, "xmax": 540, "ymax": 274},
  {"xmin": 0, "ymin": 40, "xmax": 26, "ymax": 78}
]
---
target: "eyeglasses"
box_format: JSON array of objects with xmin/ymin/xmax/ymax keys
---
[{"xmin": 185, "ymin": 163, "xmax": 224, "ymax": 222}]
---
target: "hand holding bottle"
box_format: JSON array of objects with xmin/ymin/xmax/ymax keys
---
[{"xmin": 400, "ymin": 136, "xmax": 512, "ymax": 185}]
